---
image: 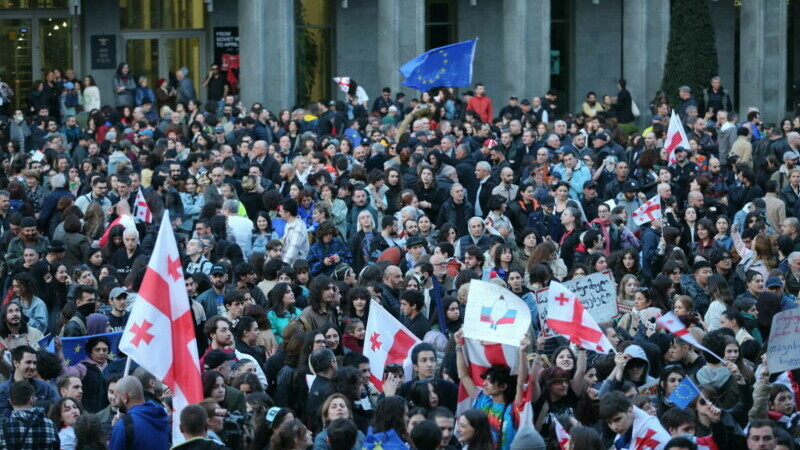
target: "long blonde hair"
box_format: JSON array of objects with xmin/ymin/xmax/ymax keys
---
[{"xmin": 617, "ymin": 274, "xmax": 638, "ymax": 303}]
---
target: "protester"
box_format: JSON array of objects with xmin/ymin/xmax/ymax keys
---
[{"xmin": 3, "ymin": 60, "xmax": 797, "ymax": 450}]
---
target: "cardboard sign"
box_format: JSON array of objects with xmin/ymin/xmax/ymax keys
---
[
  {"xmin": 536, "ymin": 270, "xmax": 618, "ymax": 337},
  {"xmin": 767, "ymin": 309, "xmax": 800, "ymax": 373},
  {"xmin": 464, "ymin": 281, "xmax": 532, "ymax": 346}
]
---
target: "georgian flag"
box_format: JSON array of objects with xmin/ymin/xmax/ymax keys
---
[
  {"xmin": 546, "ymin": 281, "xmax": 615, "ymax": 354},
  {"xmin": 632, "ymin": 195, "xmax": 662, "ymax": 226},
  {"xmin": 665, "ymin": 110, "xmax": 690, "ymax": 166},
  {"xmin": 119, "ymin": 213, "xmax": 202, "ymax": 442},
  {"xmin": 364, "ymin": 300, "xmax": 420, "ymax": 392},
  {"xmin": 134, "ymin": 189, "xmax": 152, "ymax": 223},
  {"xmin": 555, "ymin": 419, "xmax": 570, "ymax": 450},
  {"xmin": 656, "ymin": 313, "xmax": 723, "ymax": 362},
  {"xmin": 456, "ymin": 337, "xmax": 520, "ymax": 415},
  {"xmin": 627, "ymin": 406, "xmax": 671, "ymax": 450}
]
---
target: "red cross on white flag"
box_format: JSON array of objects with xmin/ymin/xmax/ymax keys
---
[
  {"xmin": 546, "ymin": 281, "xmax": 615, "ymax": 354},
  {"xmin": 656, "ymin": 312, "xmax": 724, "ymax": 362},
  {"xmin": 363, "ymin": 300, "xmax": 421, "ymax": 392},
  {"xmin": 134, "ymin": 189, "xmax": 152, "ymax": 223},
  {"xmin": 664, "ymin": 110, "xmax": 690, "ymax": 166},
  {"xmin": 632, "ymin": 194, "xmax": 662, "ymax": 226},
  {"xmin": 119, "ymin": 212, "xmax": 201, "ymax": 442}
]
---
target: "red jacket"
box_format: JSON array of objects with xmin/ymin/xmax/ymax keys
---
[{"xmin": 467, "ymin": 95, "xmax": 494, "ymax": 123}]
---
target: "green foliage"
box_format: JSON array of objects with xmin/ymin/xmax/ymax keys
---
[
  {"xmin": 295, "ymin": 0, "xmax": 318, "ymax": 107},
  {"xmin": 661, "ymin": 0, "xmax": 719, "ymax": 106}
]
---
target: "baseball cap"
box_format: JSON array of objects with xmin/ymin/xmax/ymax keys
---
[
  {"xmin": 765, "ymin": 276, "xmax": 784, "ymax": 289},
  {"xmin": 520, "ymin": 99, "xmax": 531, "ymax": 106},
  {"xmin": 783, "ymin": 151, "xmax": 799, "ymax": 162},
  {"xmin": 203, "ymin": 349, "xmax": 237, "ymax": 370},
  {"xmin": 214, "ymin": 125, "xmax": 224, "ymax": 133},
  {"xmin": 63, "ymin": 82, "xmax": 74, "ymax": 90},
  {"xmin": 210, "ymin": 265, "xmax": 227, "ymax": 275},
  {"xmin": 651, "ymin": 115, "xmax": 663, "ymax": 122},
  {"xmin": 674, "ymin": 146, "xmax": 689, "ymax": 154},
  {"xmin": 622, "ymin": 180, "xmax": 639, "ymax": 193},
  {"xmin": 109, "ymin": 287, "xmax": 128, "ymax": 299},
  {"xmin": 583, "ymin": 180, "xmax": 598, "ymax": 190},
  {"xmin": 483, "ymin": 139, "xmax": 497, "ymax": 148}
]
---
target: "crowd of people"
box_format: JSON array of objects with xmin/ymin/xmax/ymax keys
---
[{"xmin": 0, "ymin": 60, "xmax": 799, "ymax": 450}]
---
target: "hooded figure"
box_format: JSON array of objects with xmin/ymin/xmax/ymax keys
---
[
  {"xmin": 598, "ymin": 344, "xmax": 659, "ymax": 397},
  {"xmin": 454, "ymin": 216, "xmax": 491, "ymax": 258}
]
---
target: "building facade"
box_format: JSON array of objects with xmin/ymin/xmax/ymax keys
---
[{"xmin": 0, "ymin": 0, "xmax": 797, "ymax": 123}]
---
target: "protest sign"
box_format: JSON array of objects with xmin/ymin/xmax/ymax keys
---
[
  {"xmin": 767, "ymin": 309, "xmax": 800, "ymax": 373},
  {"xmin": 535, "ymin": 270, "xmax": 617, "ymax": 337},
  {"xmin": 464, "ymin": 280, "xmax": 532, "ymax": 346}
]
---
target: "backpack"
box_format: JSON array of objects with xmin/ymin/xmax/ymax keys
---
[
  {"xmin": 58, "ymin": 315, "xmax": 87, "ymax": 337},
  {"xmin": 123, "ymin": 414, "xmax": 135, "ymax": 450}
]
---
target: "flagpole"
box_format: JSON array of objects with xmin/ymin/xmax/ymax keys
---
[{"xmin": 123, "ymin": 356, "xmax": 132, "ymax": 377}]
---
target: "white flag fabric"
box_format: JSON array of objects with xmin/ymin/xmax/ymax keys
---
[
  {"xmin": 657, "ymin": 312, "xmax": 723, "ymax": 362},
  {"xmin": 626, "ymin": 406, "xmax": 671, "ymax": 450},
  {"xmin": 119, "ymin": 213, "xmax": 202, "ymax": 442},
  {"xmin": 333, "ymin": 77, "xmax": 369, "ymax": 105},
  {"xmin": 363, "ymin": 300, "xmax": 420, "ymax": 392},
  {"xmin": 632, "ymin": 195, "xmax": 662, "ymax": 226},
  {"xmin": 463, "ymin": 280, "xmax": 532, "ymax": 346},
  {"xmin": 546, "ymin": 281, "xmax": 615, "ymax": 353},
  {"xmin": 134, "ymin": 189, "xmax": 152, "ymax": 223},
  {"xmin": 665, "ymin": 110, "xmax": 690, "ymax": 165}
]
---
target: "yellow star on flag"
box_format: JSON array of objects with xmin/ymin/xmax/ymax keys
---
[
  {"xmin": 65, "ymin": 358, "xmax": 71, "ymax": 365},
  {"xmin": 74, "ymin": 345, "xmax": 82, "ymax": 353}
]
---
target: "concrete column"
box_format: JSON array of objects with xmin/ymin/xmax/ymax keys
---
[
  {"xmin": 378, "ymin": 0, "xmax": 424, "ymax": 92},
  {"xmin": 739, "ymin": 0, "xmax": 788, "ymax": 123},
  {"xmin": 239, "ymin": 0, "xmax": 295, "ymax": 110},
  {"xmin": 622, "ymin": 1, "xmax": 669, "ymax": 125},
  {"xmin": 503, "ymin": 0, "xmax": 550, "ymax": 100}
]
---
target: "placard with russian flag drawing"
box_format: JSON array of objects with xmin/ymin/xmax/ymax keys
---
[
  {"xmin": 464, "ymin": 280, "xmax": 532, "ymax": 346},
  {"xmin": 364, "ymin": 300, "xmax": 421, "ymax": 392}
]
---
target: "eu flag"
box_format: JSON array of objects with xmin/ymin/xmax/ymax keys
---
[
  {"xmin": 667, "ymin": 376, "xmax": 700, "ymax": 409},
  {"xmin": 47, "ymin": 331, "xmax": 123, "ymax": 366},
  {"xmin": 399, "ymin": 39, "xmax": 477, "ymax": 91}
]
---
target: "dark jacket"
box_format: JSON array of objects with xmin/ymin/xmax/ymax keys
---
[
  {"xmin": 171, "ymin": 437, "xmax": 231, "ymax": 449},
  {"xmin": 640, "ymin": 225, "xmax": 662, "ymax": 280},
  {"xmin": 308, "ymin": 238, "xmax": 353, "ymax": 276},
  {"xmin": 437, "ymin": 198, "xmax": 474, "ymax": 236},
  {"xmin": 614, "ymin": 88, "xmax": 635, "ymax": 123},
  {"xmin": 0, "ymin": 378, "xmax": 60, "ymax": 418}
]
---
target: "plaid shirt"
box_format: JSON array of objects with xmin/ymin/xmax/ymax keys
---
[{"xmin": 2, "ymin": 407, "xmax": 60, "ymax": 449}]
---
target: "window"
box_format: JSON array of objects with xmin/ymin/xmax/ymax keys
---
[
  {"xmin": 0, "ymin": 0, "xmax": 67, "ymax": 9},
  {"xmin": 426, "ymin": 0, "xmax": 456, "ymax": 50},
  {"xmin": 120, "ymin": 0, "xmax": 204, "ymax": 30},
  {"xmin": 295, "ymin": 0, "xmax": 332, "ymax": 106}
]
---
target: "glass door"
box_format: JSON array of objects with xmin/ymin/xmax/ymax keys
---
[
  {"xmin": 164, "ymin": 37, "xmax": 201, "ymax": 97},
  {"xmin": 125, "ymin": 38, "xmax": 160, "ymax": 90},
  {"xmin": 38, "ymin": 17, "xmax": 72, "ymax": 78},
  {"xmin": 0, "ymin": 19, "xmax": 32, "ymax": 110},
  {"xmin": 122, "ymin": 33, "xmax": 204, "ymax": 102}
]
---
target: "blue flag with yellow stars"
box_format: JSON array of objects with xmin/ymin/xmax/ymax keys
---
[
  {"xmin": 667, "ymin": 376, "xmax": 700, "ymax": 409},
  {"xmin": 399, "ymin": 39, "xmax": 477, "ymax": 91},
  {"xmin": 47, "ymin": 331, "xmax": 123, "ymax": 366}
]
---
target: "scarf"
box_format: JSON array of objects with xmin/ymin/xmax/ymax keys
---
[{"xmin": 591, "ymin": 217, "xmax": 612, "ymax": 255}]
